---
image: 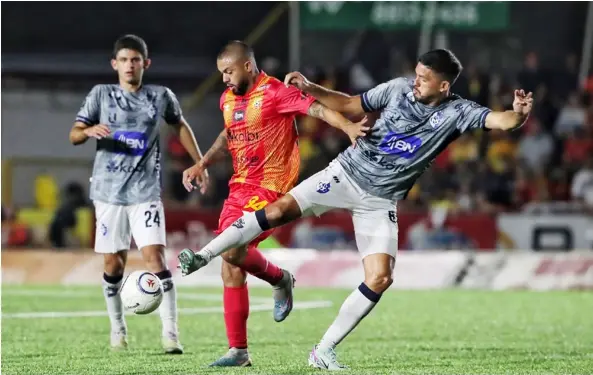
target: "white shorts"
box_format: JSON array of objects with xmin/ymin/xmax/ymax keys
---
[
  {"xmin": 288, "ymin": 160, "xmax": 398, "ymax": 258},
  {"xmin": 93, "ymin": 200, "xmax": 166, "ymax": 253}
]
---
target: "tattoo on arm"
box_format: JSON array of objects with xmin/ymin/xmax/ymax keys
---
[
  {"xmin": 202, "ymin": 130, "xmax": 229, "ymax": 166},
  {"xmin": 307, "ymin": 101, "xmax": 326, "ymax": 120}
]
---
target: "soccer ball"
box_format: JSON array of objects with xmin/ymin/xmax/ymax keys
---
[{"xmin": 120, "ymin": 270, "xmax": 163, "ymax": 315}]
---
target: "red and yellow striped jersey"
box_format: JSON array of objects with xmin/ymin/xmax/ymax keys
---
[{"xmin": 219, "ymin": 72, "xmax": 315, "ymax": 194}]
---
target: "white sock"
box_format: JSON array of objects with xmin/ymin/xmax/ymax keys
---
[
  {"xmin": 318, "ymin": 283, "xmax": 381, "ymax": 350},
  {"xmin": 102, "ymin": 273, "xmax": 126, "ymax": 333},
  {"xmin": 198, "ymin": 211, "xmax": 266, "ymax": 261},
  {"xmin": 157, "ymin": 271, "xmax": 178, "ymax": 337}
]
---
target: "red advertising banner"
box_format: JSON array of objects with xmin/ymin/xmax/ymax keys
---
[{"xmin": 164, "ymin": 209, "xmax": 497, "ymax": 251}]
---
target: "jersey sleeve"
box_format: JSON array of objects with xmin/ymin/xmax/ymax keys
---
[
  {"xmin": 361, "ymin": 78, "xmax": 407, "ymax": 113},
  {"xmin": 163, "ymin": 88, "xmax": 183, "ymax": 124},
  {"xmin": 75, "ymin": 85, "xmax": 102, "ymax": 125},
  {"xmin": 454, "ymin": 99, "xmax": 492, "ymax": 133},
  {"xmin": 273, "ymin": 85, "xmax": 316, "ymax": 115}
]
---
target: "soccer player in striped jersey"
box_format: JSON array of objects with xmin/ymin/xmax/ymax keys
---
[{"xmin": 179, "ymin": 41, "xmax": 368, "ymax": 367}]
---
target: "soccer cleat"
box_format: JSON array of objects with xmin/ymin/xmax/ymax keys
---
[
  {"xmin": 162, "ymin": 332, "xmax": 183, "ymax": 354},
  {"xmin": 209, "ymin": 348, "xmax": 252, "ymax": 367},
  {"xmin": 110, "ymin": 330, "xmax": 128, "ymax": 351},
  {"xmin": 177, "ymin": 248, "xmax": 208, "ymax": 276},
  {"xmin": 308, "ymin": 345, "xmax": 348, "ymax": 371},
  {"xmin": 272, "ymin": 269, "xmax": 296, "ymax": 322}
]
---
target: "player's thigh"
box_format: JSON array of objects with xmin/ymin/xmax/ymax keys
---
[
  {"xmin": 93, "ymin": 201, "xmax": 131, "ymax": 254},
  {"xmin": 288, "ymin": 160, "xmax": 354, "ymax": 217},
  {"xmin": 127, "ymin": 200, "xmax": 167, "ymax": 250},
  {"xmin": 352, "ymin": 198, "xmax": 399, "ymax": 259}
]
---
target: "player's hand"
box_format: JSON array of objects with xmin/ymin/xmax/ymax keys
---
[
  {"xmin": 182, "ymin": 161, "xmax": 210, "ymax": 194},
  {"xmin": 83, "ymin": 124, "xmax": 110, "ymax": 139},
  {"xmin": 344, "ymin": 116, "xmax": 370, "ymax": 147},
  {"xmin": 512, "ymin": 89, "xmax": 534, "ymax": 116},
  {"xmin": 284, "ymin": 71, "xmax": 311, "ymax": 91}
]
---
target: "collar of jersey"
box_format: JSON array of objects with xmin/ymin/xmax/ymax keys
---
[{"xmin": 238, "ymin": 71, "xmax": 268, "ymax": 97}]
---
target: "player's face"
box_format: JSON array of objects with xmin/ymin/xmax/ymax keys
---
[
  {"xmin": 217, "ymin": 56, "xmax": 252, "ymax": 95},
  {"xmin": 111, "ymin": 49, "xmax": 150, "ymax": 86},
  {"xmin": 413, "ymin": 63, "xmax": 450, "ymax": 104}
]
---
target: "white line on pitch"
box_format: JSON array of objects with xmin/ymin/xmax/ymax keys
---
[
  {"xmin": 1, "ymin": 300, "xmax": 333, "ymax": 319},
  {"xmin": 2, "ymin": 290, "xmax": 273, "ymax": 304}
]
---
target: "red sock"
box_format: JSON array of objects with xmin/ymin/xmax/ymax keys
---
[
  {"xmin": 240, "ymin": 246, "xmax": 284, "ymax": 285},
  {"xmin": 223, "ymin": 284, "xmax": 249, "ymax": 349}
]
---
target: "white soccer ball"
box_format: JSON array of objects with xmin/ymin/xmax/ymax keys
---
[{"xmin": 120, "ymin": 270, "xmax": 163, "ymax": 315}]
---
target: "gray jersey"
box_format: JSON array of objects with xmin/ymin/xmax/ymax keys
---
[
  {"xmin": 337, "ymin": 77, "xmax": 491, "ymax": 201},
  {"xmin": 76, "ymin": 84, "xmax": 182, "ymax": 205}
]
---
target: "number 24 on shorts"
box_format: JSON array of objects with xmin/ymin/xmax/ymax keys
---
[{"xmin": 144, "ymin": 209, "xmax": 161, "ymax": 228}]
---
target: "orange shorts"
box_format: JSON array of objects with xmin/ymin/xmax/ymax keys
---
[{"xmin": 216, "ymin": 183, "xmax": 283, "ymax": 248}]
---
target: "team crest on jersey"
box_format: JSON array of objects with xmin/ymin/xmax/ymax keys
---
[
  {"xmin": 253, "ymin": 98, "xmax": 263, "ymax": 109},
  {"xmin": 429, "ymin": 111, "xmax": 444, "ymax": 129},
  {"xmin": 316, "ymin": 181, "xmax": 331, "ymax": 194},
  {"xmin": 224, "ymin": 104, "xmax": 231, "ymax": 111},
  {"xmin": 406, "ymin": 91, "xmax": 416, "ymax": 103},
  {"xmin": 147, "ymin": 104, "xmax": 157, "ymax": 119}
]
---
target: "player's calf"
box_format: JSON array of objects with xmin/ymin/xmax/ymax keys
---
[
  {"xmin": 102, "ymin": 252, "xmax": 128, "ymax": 350},
  {"xmin": 141, "ymin": 245, "xmax": 183, "ymax": 354}
]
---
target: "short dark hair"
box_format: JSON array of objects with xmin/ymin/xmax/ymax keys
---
[
  {"xmin": 418, "ymin": 49, "xmax": 463, "ymax": 84},
  {"xmin": 113, "ymin": 34, "xmax": 148, "ymax": 59},
  {"xmin": 217, "ymin": 40, "xmax": 255, "ymax": 60}
]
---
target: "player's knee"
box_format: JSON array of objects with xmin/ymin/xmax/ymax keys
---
[
  {"xmin": 264, "ymin": 195, "xmax": 301, "ymax": 226},
  {"xmin": 104, "ymin": 254, "xmax": 125, "ymax": 276},
  {"xmin": 141, "ymin": 246, "xmax": 166, "ymax": 273},
  {"xmin": 221, "ymin": 247, "xmax": 247, "ymax": 266},
  {"xmin": 221, "ymin": 261, "xmax": 247, "ymax": 287},
  {"xmin": 365, "ymin": 272, "xmax": 393, "ymax": 294}
]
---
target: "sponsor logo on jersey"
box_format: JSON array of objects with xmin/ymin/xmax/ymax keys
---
[
  {"xmin": 429, "ymin": 110, "xmax": 444, "ymax": 129},
  {"xmin": 113, "ymin": 131, "xmax": 148, "ymax": 156},
  {"xmin": 378, "ymin": 132, "xmax": 422, "ymax": 159},
  {"xmin": 233, "ymin": 109, "xmax": 245, "ymax": 122},
  {"xmin": 106, "ymin": 160, "xmax": 144, "ymax": 174},
  {"xmin": 256, "ymin": 84, "xmax": 270, "ymax": 92},
  {"xmin": 227, "ymin": 130, "xmax": 259, "ymax": 143},
  {"xmin": 316, "ymin": 181, "xmax": 331, "ymax": 194}
]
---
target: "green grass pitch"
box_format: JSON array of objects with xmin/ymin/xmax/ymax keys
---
[{"xmin": 2, "ymin": 285, "xmax": 592, "ymax": 375}]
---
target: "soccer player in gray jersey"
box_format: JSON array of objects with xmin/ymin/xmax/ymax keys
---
[
  {"xmin": 177, "ymin": 49, "xmax": 533, "ymax": 370},
  {"xmin": 69, "ymin": 35, "xmax": 208, "ymax": 354}
]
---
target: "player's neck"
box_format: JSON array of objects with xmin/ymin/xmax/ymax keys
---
[
  {"xmin": 245, "ymin": 69, "xmax": 261, "ymax": 93},
  {"xmin": 427, "ymin": 92, "xmax": 451, "ymax": 107},
  {"xmin": 119, "ymin": 81, "xmax": 143, "ymax": 93}
]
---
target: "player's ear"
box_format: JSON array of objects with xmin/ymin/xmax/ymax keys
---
[
  {"xmin": 440, "ymin": 80, "xmax": 450, "ymax": 93},
  {"xmin": 144, "ymin": 58, "xmax": 152, "ymax": 70},
  {"xmin": 244, "ymin": 60, "xmax": 252, "ymax": 73},
  {"xmin": 110, "ymin": 59, "xmax": 118, "ymax": 71}
]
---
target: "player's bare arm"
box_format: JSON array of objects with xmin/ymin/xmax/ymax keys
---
[
  {"xmin": 69, "ymin": 122, "xmax": 110, "ymax": 145},
  {"xmin": 485, "ymin": 90, "xmax": 533, "ymax": 131},
  {"xmin": 169, "ymin": 117, "xmax": 209, "ymax": 194},
  {"xmin": 308, "ymin": 101, "xmax": 370, "ymax": 146},
  {"xmin": 183, "ymin": 129, "xmax": 228, "ymax": 193},
  {"xmin": 285, "ymin": 72, "xmax": 365, "ymax": 117}
]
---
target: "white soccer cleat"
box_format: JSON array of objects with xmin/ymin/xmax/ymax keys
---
[
  {"xmin": 162, "ymin": 332, "xmax": 183, "ymax": 354},
  {"xmin": 110, "ymin": 330, "xmax": 128, "ymax": 351},
  {"xmin": 308, "ymin": 345, "xmax": 348, "ymax": 371}
]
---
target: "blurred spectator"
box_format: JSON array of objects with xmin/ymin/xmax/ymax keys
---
[
  {"xmin": 2, "ymin": 205, "xmax": 31, "ymax": 247},
  {"xmin": 552, "ymin": 54, "xmax": 580, "ymax": 103},
  {"xmin": 48, "ymin": 182, "xmax": 89, "ymax": 248},
  {"xmin": 517, "ymin": 52, "xmax": 545, "ymax": 95},
  {"xmin": 517, "ymin": 118, "xmax": 554, "ymax": 173},
  {"xmin": 562, "ymin": 128, "xmax": 593, "ymax": 165},
  {"xmin": 449, "ymin": 133, "xmax": 479, "ymax": 165},
  {"xmin": 455, "ymin": 62, "xmax": 490, "ymax": 106},
  {"xmin": 486, "ymin": 131, "xmax": 517, "ymax": 173},
  {"xmin": 167, "ymin": 134, "xmax": 194, "ymax": 203},
  {"xmin": 570, "ymin": 156, "xmax": 593, "ymax": 208},
  {"xmin": 554, "ymin": 92, "xmax": 586, "ymax": 137}
]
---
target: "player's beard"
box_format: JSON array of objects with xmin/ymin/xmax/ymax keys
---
[{"xmin": 233, "ymin": 78, "xmax": 250, "ymax": 96}]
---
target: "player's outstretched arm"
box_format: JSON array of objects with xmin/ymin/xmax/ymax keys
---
[
  {"xmin": 485, "ymin": 90, "xmax": 533, "ymax": 131},
  {"xmin": 285, "ymin": 72, "xmax": 365, "ymax": 117},
  {"xmin": 169, "ymin": 117, "xmax": 210, "ymax": 194},
  {"xmin": 308, "ymin": 101, "xmax": 370, "ymax": 146}
]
